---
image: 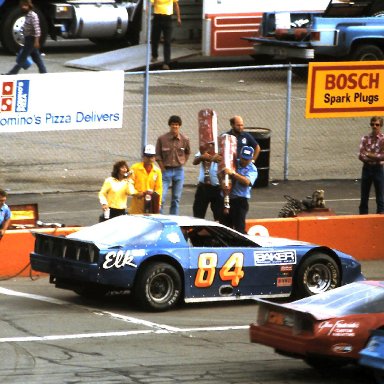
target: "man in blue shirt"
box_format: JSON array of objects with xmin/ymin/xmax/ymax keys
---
[
  {"xmin": 220, "ymin": 146, "xmax": 258, "ymax": 234},
  {"xmin": 0, "ymin": 189, "xmax": 11, "ymax": 238},
  {"xmin": 192, "ymin": 148, "xmax": 222, "ymax": 221},
  {"xmin": 227, "ymin": 115, "xmax": 260, "ymax": 162}
]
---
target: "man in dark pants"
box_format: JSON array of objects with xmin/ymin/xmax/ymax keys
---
[
  {"xmin": 151, "ymin": 0, "xmax": 181, "ymax": 70},
  {"xmin": 6, "ymin": 0, "xmax": 47, "ymax": 75},
  {"xmin": 358, "ymin": 116, "xmax": 384, "ymax": 214},
  {"xmin": 220, "ymin": 146, "xmax": 258, "ymax": 234},
  {"xmin": 192, "ymin": 149, "xmax": 222, "ymax": 221}
]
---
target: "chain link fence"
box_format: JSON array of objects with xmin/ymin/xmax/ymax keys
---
[{"xmin": 1, "ymin": 64, "xmax": 369, "ymax": 193}]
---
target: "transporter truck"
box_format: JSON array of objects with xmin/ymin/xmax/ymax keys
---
[
  {"xmin": 246, "ymin": 0, "xmax": 384, "ymax": 62},
  {"xmin": 0, "ymin": 0, "xmax": 143, "ymax": 53}
]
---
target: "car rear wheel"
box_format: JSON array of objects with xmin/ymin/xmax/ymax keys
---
[
  {"xmin": 134, "ymin": 262, "xmax": 182, "ymax": 311},
  {"xmin": 294, "ymin": 253, "xmax": 340, "ymax": 298}
]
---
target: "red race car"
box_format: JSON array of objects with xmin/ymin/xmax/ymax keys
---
[{"xmin": 250, "ymin": 280, "xmax": 384, "ymax": 369}]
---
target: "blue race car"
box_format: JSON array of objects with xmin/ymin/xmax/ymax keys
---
[
  {"xmin": 360, "ymin": 329, "xmax": 384, "ymax": 384},
  {"xmin": 30, "ymin": 215, "xmax": 364, "ymax": 311}
]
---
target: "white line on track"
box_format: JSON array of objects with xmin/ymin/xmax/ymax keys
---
[{"xmin": 0, "ymin": 287, "xmax": 248, "ymax": 343}]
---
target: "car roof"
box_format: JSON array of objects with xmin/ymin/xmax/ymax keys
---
[{"xmin": 141, "ymin": 214, "xmax": 226, "ymax": 228}]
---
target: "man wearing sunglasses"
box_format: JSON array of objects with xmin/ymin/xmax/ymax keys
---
[{"xmin": 358, "ymin": 116, "xmax": 384, "ymax": 214}]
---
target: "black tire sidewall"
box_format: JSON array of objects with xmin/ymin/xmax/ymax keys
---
[
  {"xmin": 294, "ymin": 253, "xmax": 340, "ymax": 299},
  {"xmin": 134, "ymin": 262, "xmax": 182, "ymax": 311}
]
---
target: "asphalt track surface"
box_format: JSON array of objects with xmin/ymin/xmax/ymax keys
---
[{"xmin": 1, "ymin": 40, "xmax": 383, "ymax": 384}]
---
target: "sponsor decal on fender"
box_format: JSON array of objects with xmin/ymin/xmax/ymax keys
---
[
  {"xmin": 332, "ymin": 343, "xmax": 353, "ymax": 353},
  {"xmin": 103, "ymin": 249, "xmax": 144, "ymax": 269},
  {"xmin": 280, "ymin": 265, "xmax": 293, "ymax": 272},
  {"xmin": 277, "ymin": 277, "xmax": 293, "ymax": 287},
  {"xmin": 254, "ymin": 250, "xmax": 296, "ymax": 266},
  {"xmin": 319, "ymin": 320, "xmax": 360, "ymax": 337}
]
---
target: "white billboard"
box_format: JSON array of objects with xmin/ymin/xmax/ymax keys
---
[{"xmin": 0, "ymin": 70, "xmax": 124, "ymax": 132}]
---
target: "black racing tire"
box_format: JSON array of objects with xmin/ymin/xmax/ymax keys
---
[
  {"xmin": 133, "ymin": 262, "xmax": 182, "ymax": 311},
  {"xmin": 293, "ymin": 253, "xmax": 340, "ymax": 299},
  {"xmin": 0, "ymin": 6, "xmax": 48, "ymax": 54},
  {"xmin": 350, "ymin": 44, "xmax": 384, "ymax": 61}
]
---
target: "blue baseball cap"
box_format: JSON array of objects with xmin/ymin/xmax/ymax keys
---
[{"xmin": 240, "ymin": 146, "xmax": 254, "ymax": 160}]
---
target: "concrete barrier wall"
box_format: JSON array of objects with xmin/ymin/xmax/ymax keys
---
[
  {"xmin": 0, "ymin": 227, "xmax": 80, "ymax": 278},
  {"xmin": 0, "ymin": 215, "xmax": 383, "ymax": 278},
  {"xmin": 246, "ymin": 214, "xmax": 384, "ymax": 261}
]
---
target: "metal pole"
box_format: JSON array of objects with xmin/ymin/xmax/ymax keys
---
[
  {"xmin": 284, "ymin": 64, "xmax": 292, "ymax": 181},
  {"xmin": 141, "ymin": 0, "xmax": 152, "ymax": 149}
]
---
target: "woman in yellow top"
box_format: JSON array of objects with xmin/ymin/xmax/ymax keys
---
[
  {"xmin": 98, "ymin": 160, "xmax": 136, "ymax": 221},
  {"xmin": 129, "ymin": 145, "xmax": 163, "ymax": 214}
]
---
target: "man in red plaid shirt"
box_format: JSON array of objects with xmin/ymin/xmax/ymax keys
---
[{"xmin": 6, "ymin": 0, "xmax": 47, "ymax": 74}]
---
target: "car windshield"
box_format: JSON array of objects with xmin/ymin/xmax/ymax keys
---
[
  {"xmin": 68, "ymin": 215, "xmax": 163, "ymax": 248},
  {"xmin": 289, "ymin": 282, "xmax": 384, "ymax": 316},
  {"xmin": 181, "ymin": 225, "xmax": 258, "ymax": 247}
]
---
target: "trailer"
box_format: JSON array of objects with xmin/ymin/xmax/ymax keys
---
[{"xmin": 0, "ymin": 0, "xmax": 331, "ymax": 55}]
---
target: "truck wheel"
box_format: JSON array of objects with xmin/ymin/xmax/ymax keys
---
[
  {"xmin": 351, "ymin": 45, "xmax": 384, "ymax": 61},
  {"xmin": 126, "ymin": 4, "xmax": 142, "ymax": 46},
  {"xmin": 1, "ymin": 6, "xmax": 48, "ymax": 53},
  {"xmin": 134, "ymin": 262, "xmax": 182, "ymax": 311},
  {"xmin": 293, "ymin": 253, "xmax": 340, "ymax": 299}
]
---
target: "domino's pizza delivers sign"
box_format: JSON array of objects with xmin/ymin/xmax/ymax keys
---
[{"xmin": 0, "ymin": 71, "xmax": 124, "ymax": 132}]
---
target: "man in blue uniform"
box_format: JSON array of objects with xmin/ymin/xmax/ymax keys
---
[{"xmin": 220, "ymin": 146, "xmax": 258, "ymax": 234}]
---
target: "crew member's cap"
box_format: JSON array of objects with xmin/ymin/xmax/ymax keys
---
[
  {"xmin": 143, "ymin": 144, "xmax": 156, "ymax": 156},
  {"xmin": 240, "ymin": 146, "xmax": 254, "ymax": 160}
]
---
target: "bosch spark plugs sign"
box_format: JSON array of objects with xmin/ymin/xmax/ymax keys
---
[
  {"xmin": 0, "ymin": 71, "xmax": 124, "ymax": 132},
  {"xmin": 306, "ymin": 61, "xmax": 384, "ymax": 118}
]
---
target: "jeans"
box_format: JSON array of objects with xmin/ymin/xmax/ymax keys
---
[
  {"xmin": 8, "ymin": 36, "xmax": 47, "ymax": 74},
  {"xmin": 359, "ymin": 164, "xmax": 384, "ymax": 214},
  {"xmin": 161, "ymin": 167, "xmax": 184, "ymax": 215},
  {"xmin": 151, "ymin": 14, "xmax": 173, "ymax": 65}
]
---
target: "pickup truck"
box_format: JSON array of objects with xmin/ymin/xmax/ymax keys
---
[{"xmin": 246, "ymin": 0, "xmax": 384, "ymax": 61}]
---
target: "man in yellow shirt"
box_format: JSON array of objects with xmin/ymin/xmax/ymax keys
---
[
  {"xmin": 151, "ymin": 0, "xmax": 181, "ymax": 70},
  {"xmin": 129, "ymin": 144, "xmax": 163, "ymax": 214}
]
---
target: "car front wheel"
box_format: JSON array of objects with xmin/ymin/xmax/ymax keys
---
[
  {"xmin": 134, "ymin": 262, "xmax": 182, "ymax": 311},
  {"xmin": 294, "ymin": 253, "xmax": 340, "ymax": 299}
]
